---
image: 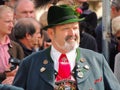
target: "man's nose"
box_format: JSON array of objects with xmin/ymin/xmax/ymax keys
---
[
  {"xmin": 26, "ymin": 13, "xmax": 32, "ymax": 18},
  {"xmin": 69, "ymin": 29, "xmax": 75, "ymax": 35},
  {"xmin": 10, "ymin": 22, "xmax": 14, "ymax": 28}
]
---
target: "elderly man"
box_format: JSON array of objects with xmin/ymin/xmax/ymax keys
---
[
  {"xmin": 9, "ymin": 0, "xmax": 35, "ymax": 40},
  {"xmin": 13, "ymin": 5, "xmax": 120, "ymax": 90},
  {"xmin": 14, "ymin": 0, "xmax": 35, "ymax": 20}
]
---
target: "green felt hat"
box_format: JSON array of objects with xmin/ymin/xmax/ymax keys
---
[{"xmin": 43, "ymin": 5, "xmax": 84, "ymax": 30}]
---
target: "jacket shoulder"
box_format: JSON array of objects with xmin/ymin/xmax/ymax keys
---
[
  {"xmin": 80, "ymin": 48, "xmax": 101, "ymax": 55},
  {"xmin": 79, "ymin": 48, "xmax": 106, "ymax": 63},
  {"xmin": 9, "ymin": 40, "xmax": 24, "ymax": 59},
  {"xmin": 22, "ymin": 48, "xmax": 50, "ymax": 63}
]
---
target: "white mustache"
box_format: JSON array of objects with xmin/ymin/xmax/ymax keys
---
[{"xmin": 65, "ymin": 36, "xmax": 77, "ymax": 41}]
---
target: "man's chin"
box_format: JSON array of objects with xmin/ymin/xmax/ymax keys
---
[{"xmin": 63, "ymin": 42, "xmax": 79, "ymax": 51}]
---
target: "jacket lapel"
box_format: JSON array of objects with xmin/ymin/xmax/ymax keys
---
[
  {"xmin": 75, "ymin": 48, "xmax": 91, "ymax": 83},
  {"xmin": 39, "ymin": 47, "xmax": 55, "ymax": 87},
  {"xmin": 39, "ymin": 47, "xmax": 91, "ymax": 87}
]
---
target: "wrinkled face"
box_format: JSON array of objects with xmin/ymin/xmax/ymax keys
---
[
  {"xmin": 14, "ymin": 1, "xmax": 35, "ymax": 20},
  {"xmin": 0, "ymin": 11, "xmax": 14, "ymax": 36},
  {"xmin": 48, "ymin": 22, "xmax": 80, "ymax": 52}
]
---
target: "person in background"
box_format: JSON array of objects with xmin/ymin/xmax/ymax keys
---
[
  {"xmin": 96, "ymin": 0, "xmax": 120, "ymax": 53},
  {"xmin": 109, "ymin": 0, "xmax": 120, "ymax": 71},
  {"xmin": 78, "ymin": 2, "xmax": 97, "ymax": 38},
  {"xmin": 14, "ymin": 0, "xmax": 35, "ymax": 20},
  {"xmin": 10, "ymin": 0, "xmax": 43, "ymax": 52},
  {"xmin": 13, "ymin": 18, "xmax": 41, "ymax": 57},
  {"xmin": 111, "ymin": 0, "xmax": 120, "ymax": 19},
  {"xmin": 79, "ymin": 28, "xmax": 98, "ymax": 52},
  {"xmin": 13, "ymin": 5, "xmax": 120, "ymax": 90},
  {"xmin": 95, "ymin": 0, "xmax": 120, "ymax": 71},
  {"xmin": 39, "ymin": 11, "xmax": 52, "ymax": 50},
  {"xmin": 112, "ymin": 16, "xmax": 120, "ymax": 83},
  {"xmin": 74, "ymin": 0, "xmax": 98, "ymax": 52},
  {"xmin": 111, "ymin": 15, "xmax": 120, "ymax": 53},
  {"xmin": 0, "ymin": 5, "xmax": 24, "ymax": 84}
]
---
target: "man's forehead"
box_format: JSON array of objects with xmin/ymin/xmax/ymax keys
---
[
  {"xmin": 17, "ymin": 0, "xmax": 34, "ymax": 8},
  {"xmin": 0, "ymin": 12, "xmax": 13, "ymax": 19}
]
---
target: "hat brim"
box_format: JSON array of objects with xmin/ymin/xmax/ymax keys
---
[{"xmin": 43, "ymin": 18, "xmax": 84, "ymax": 30}]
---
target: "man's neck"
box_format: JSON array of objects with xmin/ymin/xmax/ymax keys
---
[
  {"xmin": 0, "ymin": 35, "xmax": 9, "ymax": 44},
  {"xmin": 19, "ymin": 39, "xmax": 33, "ymax": 50}
]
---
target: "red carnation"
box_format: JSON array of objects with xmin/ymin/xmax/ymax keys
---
[{"xmin": 76, "ymin": 8, "xmax": 83, "ymax": 14}]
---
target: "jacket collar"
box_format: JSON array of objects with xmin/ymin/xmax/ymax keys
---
[
  {"xmin": 39, "ymin": 47, "xmax": 91, "ymax": 87},
  {"xmin": 76, "ymin": 48, "xmax": 91, "ymax": 83}
]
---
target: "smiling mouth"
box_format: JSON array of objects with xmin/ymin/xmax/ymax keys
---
[
  {"xmin": 67, "ymin": 37, "xmax": 76, "ymax": 41},
  {"xmin": 68, "ymin": 39, "xmax": 75, "ymax": 42}
]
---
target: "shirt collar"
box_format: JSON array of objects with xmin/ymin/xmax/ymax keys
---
[
  {"xmin": 0, "ymin": 36, "xmax": 10, "ymax": 45},
  {"xmin": 50, "ymin": 45, "xmax": 77, "ymax": 71}
]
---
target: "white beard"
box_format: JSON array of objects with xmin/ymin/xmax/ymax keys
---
[{"xmin": 54, "ymin": 40, "xmax": 79, "ymax": 52}]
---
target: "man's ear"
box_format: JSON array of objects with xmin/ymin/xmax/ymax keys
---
[
  {"xmin": 26, "ymin": 33, "xmax": 32, "ymax": 40},
  {"xmin": 47, "ymin": 28, "xmax": 54, "ymax": 40}
]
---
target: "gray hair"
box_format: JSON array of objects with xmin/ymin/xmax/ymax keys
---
[
  {"xmin": 111, "ymin": 0, "xmax": 120, "ymax": 11},
  {"xmin": 14, "ymin": 0, "xmax": 34, "ymax": 13},
  {"xmin": 13, "ymin": 18, "xmax": 41, "ymax": 40}
]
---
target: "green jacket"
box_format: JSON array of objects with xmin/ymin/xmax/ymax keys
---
[{"xmin": 13, "ymin": 47, "xmax": 120, "ymax": 90}]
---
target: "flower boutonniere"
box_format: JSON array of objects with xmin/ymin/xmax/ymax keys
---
[
  {"xmin": 76, "ymin": 7, "xmax": 83, "ymax": 15},
  {"xmin": 71, "ymin": 6, "xmax": 83, "ymax": 18}
]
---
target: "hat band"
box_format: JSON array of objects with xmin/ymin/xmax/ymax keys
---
[{"xmin": 50, "ymin": 15, "xmax": 78, "ymax": 24}]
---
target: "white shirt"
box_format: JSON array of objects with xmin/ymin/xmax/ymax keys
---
[{"xmin": 50, "ymin": 45, "xmax": 77, "ymax": 72}]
